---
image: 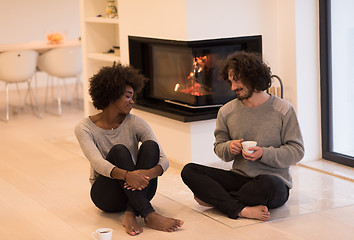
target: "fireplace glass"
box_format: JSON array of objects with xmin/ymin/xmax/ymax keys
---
[{"xmin": 129, "ymin": 35, "xmax": 262, "ymax": 108}]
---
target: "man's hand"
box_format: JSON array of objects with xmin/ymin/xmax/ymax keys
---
[
  {"xmin": 230, "ymin": 139, "xmax": 244, "ymax": 155},
  {"xmin": 242, "ymin": 146, "xmax": 263, "ymax": 161}
]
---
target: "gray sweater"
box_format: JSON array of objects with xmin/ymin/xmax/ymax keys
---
[
  {"xmin": 214, "ymin": 95, "xmax": 304, "ymax": 188},
  {"xmin": 75, "ymin": 114, "xmax": 169, "ymax": 184}
]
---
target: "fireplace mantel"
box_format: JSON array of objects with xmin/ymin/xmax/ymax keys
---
[{"xmin": 134, "ymin": 99, "xmax": 220, "ymax": 122}]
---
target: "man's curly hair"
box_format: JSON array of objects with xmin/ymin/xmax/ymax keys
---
[
  {"xmin": 220, "ymin": 51, "xmax": 272, "ymax": 92},
  {"xmin": 89, "ymin": 63, "xmax": 147, "ymax": 110}
]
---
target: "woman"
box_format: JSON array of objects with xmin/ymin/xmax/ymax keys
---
[{"xmin": 75, "ymin": 63, "xmax": 183, "ymax": 236}]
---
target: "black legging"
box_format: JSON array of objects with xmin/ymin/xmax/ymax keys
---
[
  {"xmin": 181, "ymin": 163, "xmax": 289, "ymax": 219},
  {"xmin": 90, "ymin": 140, "xmax": 159, "ymax": 218}
]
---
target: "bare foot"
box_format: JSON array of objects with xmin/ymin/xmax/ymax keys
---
[
  {"xmin": 122, "ymin": 211, "xmax": 143, "ymax": 236},
  {"xmin": 194, "ymin": 195, "xmax": 213, "ymax": 207},
  {"xmin": 238, "ymin": 205, "xmax": 270, "ymax": 221},
  {"xmin": 144, "ymin": 212, "xmax": 183, "ymax": 232}
]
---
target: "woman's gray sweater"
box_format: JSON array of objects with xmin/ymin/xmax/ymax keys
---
[{"xmin": 75, "ymin": 114, "xmax": 169, "ymax": 184}]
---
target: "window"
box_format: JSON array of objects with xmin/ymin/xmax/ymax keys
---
[{"xmin": 320, "ymin": 0, "xmax": 354, "ymax": 167}]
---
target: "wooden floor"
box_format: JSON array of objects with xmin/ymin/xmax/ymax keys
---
[{"xmin": 1, "ymin": 88, "xmax": 354, "ymax": 240}]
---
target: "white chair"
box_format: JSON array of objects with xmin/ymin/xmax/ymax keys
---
[
  {"xmin": 0, "ymin": 50, "xmax": 41, "ymax": 121},
  {"xmin": 37, "ymin": 46, "xmax": 82, "ymax": 115}
]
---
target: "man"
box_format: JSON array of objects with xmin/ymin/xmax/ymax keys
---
[{"xmin": 181, "ymin": 52, "xmax": 304, "ymax": 221}]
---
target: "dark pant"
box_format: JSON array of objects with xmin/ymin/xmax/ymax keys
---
[
  {"xmin": 90, "ymin": 140, "xmax": 159, "ymax": 218},
  {"xmin": 181, "ymin": 163, "xmax": 289, "ymax": 219}
]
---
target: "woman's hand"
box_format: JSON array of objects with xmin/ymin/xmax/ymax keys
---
[
  {"xmin": 124, "ymin": 170, "xmax": 150, "ymax": 191},
  {"xmin": 230, "ymin": 139, "xmax": 244, "ymax": 155},
  {"xmin": 123, "ymin": 165, "xmax": 163, "ymax": 191},
  {"xmin": 242, "ymin": 146, "xmax": 263, "ymax": 161}
]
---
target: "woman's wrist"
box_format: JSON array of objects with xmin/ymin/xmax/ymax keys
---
[
  {"xmin": 123, "ymin": 170, "xmax": 129, "ymax": 181},
  {"xmin": 149, "ymin": 164, "xmax": 163, "ymax": 178},
  {"xmin": 110, "ymin": 167, "xmax": 129, "ymax": 181}
]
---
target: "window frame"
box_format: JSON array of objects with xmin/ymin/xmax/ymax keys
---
[{"xmin": 319, "ymin": 0, "xmax": 354, "ymax": 167}]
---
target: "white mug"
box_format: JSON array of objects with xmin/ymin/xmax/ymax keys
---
[
  {"xmin": 242, "ymin": 141, "xmax": 257, "ymax": 153},
  {"xmin": 91, "ymin": 228, "xmax": 113, "ymax": 240}
]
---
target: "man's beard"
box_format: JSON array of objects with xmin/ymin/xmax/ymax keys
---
[{"xmin": 235, "ymin": 88, "xmax": 254, "ymax": 101}]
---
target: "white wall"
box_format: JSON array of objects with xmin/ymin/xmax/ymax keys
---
[
  {"xmin": 275, "ymin": 0, "xmax": 298, "ymax": 107},
  {"xmin": 0, "ymin": 0, "xmax": 80, "ymax": 45},
  {"xmin": 190, "ymin": 119, "xmax": 220, "ymax": 165},
  {"xmin": 295, "ymin": 0, "xmax": 321, "ymax": 161},
  {"xmin": 0, "ymin": 0, "xmax": 81, "ymax": 90},
  {"xmin": 119, "ymin": 0, "xmax": 188, "ymax": 64}
]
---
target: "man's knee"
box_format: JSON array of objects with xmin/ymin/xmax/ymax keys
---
[
  {"xmin": 255, "ymin": 174, "xmax": 285, "ymax": 191},
  {"xmin": 181, "ymin": 163, "xmax": 196, "ymax": 182},
  {"xmin": 253, "ymin": 174, "xmax": 289, "ymax": 208}
]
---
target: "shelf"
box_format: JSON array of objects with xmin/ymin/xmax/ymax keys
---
[
  {"xmin": 85, "ymin": 17, "xmax": 119, "ymax": 24},
  {"xmin": 81, "ymin": 0, "xmax": 120, "ymax": 116},
  {"xmin": 87, "ymin": 52, "xmax": 120, "ymax": 62}
]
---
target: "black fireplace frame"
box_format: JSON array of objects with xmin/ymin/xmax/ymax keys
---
[{"xmin": 129, "ymin": 35, "xmax": 262, "ymax": 122}]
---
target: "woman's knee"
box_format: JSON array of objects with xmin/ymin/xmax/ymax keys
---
[
  {"xmin": 107, "ymin": 144, "xmax": 131, "ymax": 164},
  {"xmin": 140, "ymin": 140, "xmax": 159, "ymax": 150},
  {"xmin": 137, "ymin": 140, "xmax": 159, "ymax": 167},
  {"xmin": 139, "ymin": 140, "xmax": 159, "ymax": 156}
]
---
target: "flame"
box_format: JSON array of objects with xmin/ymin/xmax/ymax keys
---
[
  {"xmin": 175, "ymin": 55, "xmax": 211, "ymax": 96},
  {"xmin": 174, "ymin": 83, "xmax": 180, "ymax": 92},
  {"xmin": 181, "ymin": 83, "xmax": 203, "ymax": 96}
]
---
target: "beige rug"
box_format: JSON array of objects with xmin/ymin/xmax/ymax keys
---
[{"xmin": 157, "ymin": 164, "xmax": 354, "ymax": 228}]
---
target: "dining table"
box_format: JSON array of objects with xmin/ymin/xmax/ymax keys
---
[{"xmin": 0, "ymin": 38, "xmax": 81, "ymax": 53}]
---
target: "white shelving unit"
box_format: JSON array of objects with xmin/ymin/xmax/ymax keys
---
[{"xmin": 79, "ymin": 0, "xmax": 120, "ymax": 116}]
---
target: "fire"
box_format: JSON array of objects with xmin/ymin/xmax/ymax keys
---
[
  {"xmin": 174, "ymin": 55, "xmax": 211, "ymax": 96},
  {"xmin": 174, "ymin": 83, "xmax": 180, "ymax": 92},
  {"xmin": 180, "ymin": 83, "xmax": 203, "ymax": 96}
]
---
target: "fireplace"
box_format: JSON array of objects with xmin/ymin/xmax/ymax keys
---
[{"xmin": 129, "ymin": 35, "xmax": 262, "ymax": 121}]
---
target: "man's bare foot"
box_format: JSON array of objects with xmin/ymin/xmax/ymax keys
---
[
  {"xmin": 194, "ymin": 195, "xmax": 213, "ymax": 207},
  {"xmin": 238, "ymin": 205, "xmax": 270, "ymax": 221},
  {"xmin": 144, "ymin": 212, "xmax": 183, "ymax": 232},
  {"xmin": 122, "ymin": 211, "xmax": 143, "ymax": 236}
]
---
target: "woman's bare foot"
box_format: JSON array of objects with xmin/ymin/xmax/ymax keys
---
[
  {"xmin": 144, "ymin": 212, "xmax": 183, "ymax": 232},
  {"xmin": 238, "ymin": 205, "xmax": 270, "ymax": 221},
  {"xmin": 194, "ymin": 195, "xmax": 213, "ymax": 207},
  {"xmin": 122, "ymin": 211, "xmax": 143, "ymax": 236}
]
